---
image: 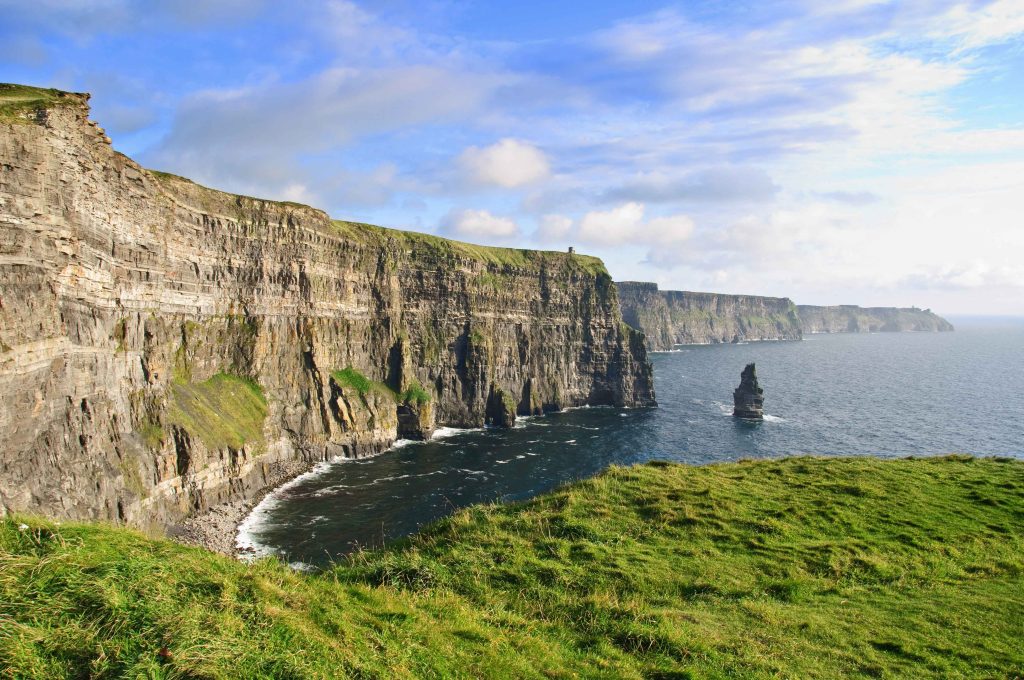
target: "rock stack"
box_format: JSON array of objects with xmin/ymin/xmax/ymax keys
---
[{"xmin": 733, "ymin": 363, "xmax": 764, "ymax": 420}]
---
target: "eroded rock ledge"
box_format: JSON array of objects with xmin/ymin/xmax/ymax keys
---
[{"xmin": 0, "ymin": 85, "xmax": 656, "ymax": 532}]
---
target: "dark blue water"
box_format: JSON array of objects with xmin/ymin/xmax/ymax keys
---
[{"xmin": 240, "ymin": 319, "xmax": 1024, "ymax": 565}]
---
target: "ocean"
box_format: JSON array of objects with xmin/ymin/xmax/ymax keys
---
[{"xmin": 239, "ymin": 318, "xmax": 1024, "ymax": 566}]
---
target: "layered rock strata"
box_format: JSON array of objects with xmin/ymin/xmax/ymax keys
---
[
  {"xmin": 0, "ymin": 85, "xmax": 655, "ymax": 531},
  {"xmin": 617, "ymin": 282, "xmax": 802, "ymax": 351},
  {"xmin": 797, "ymin": 305, "xmax": 954, "ymax": 334}
]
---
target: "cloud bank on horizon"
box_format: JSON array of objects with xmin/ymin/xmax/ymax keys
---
[{"xmin": 2, "ymin": 0, "xmax": 1023, "ymax": 314}]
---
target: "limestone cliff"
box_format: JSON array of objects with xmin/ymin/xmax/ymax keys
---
[
  {"xmin": 797, "ymin": 305, "xmax": 954, "ymax": 333},
  {"xmin": 617, "ymin": 282, "xmax": 802, "ymax": 351},
  {"xmin": 0, "ymin": 85, "xmax": 655, "ymax": 530}
]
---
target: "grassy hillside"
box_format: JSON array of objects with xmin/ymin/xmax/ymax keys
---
[{"xmin": 2, "ymin": 456, "xmax": 1022, "ymax": 678}]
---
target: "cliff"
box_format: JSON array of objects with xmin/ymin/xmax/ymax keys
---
[
  {"xmin": 797, "ymin": 305, "xmax": 955, "ymax": 333},
  {"xmin": 0, "ymin": 84, "xmax": 655, "ymax": 531},
  {"xmin": 619, "ymin": 281, "xmax": 954, "ymax": 350},
  {"xmin": 617, "ymin": 281, "xmax": 803, "ymax": 351}
]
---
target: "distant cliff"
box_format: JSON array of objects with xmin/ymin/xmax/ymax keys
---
[
  {"xmin": 619, "ymin": 282, "xmax": 954, "ymax": 350},
  {"xmin": 617, "ymin": 282, "xmax": 803, "ymax": 351},
  {"xmin": 0, "ymin": 85, "xmax": 655, "ymax": 530},
  {"xmin": 797, "ymin": 305, "xmax": 954, "ymax": 333}
]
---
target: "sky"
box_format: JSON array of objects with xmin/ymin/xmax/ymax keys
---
[{"xmin": 2, "ymin": 1, "xmax": 1023, "ymax": 314}]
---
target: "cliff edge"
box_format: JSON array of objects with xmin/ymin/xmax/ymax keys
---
[
  {"xmin": 619, "ymin": 281, "xmax": 953, "ymax": 351},
  {"xmin": 0, "ymin": 84, "xmax": 655, "ymax": 531},
  {"xmin": 617, "ymin": 281, "xmax": 803, "ymax": 351},
  {"xmin": 797, "ymin": 305, "xmax": 954, "ymax": 333}
]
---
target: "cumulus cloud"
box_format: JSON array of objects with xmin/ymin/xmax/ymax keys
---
[
  {"xmin": 440, "ymin": 208, "xmax": 520, "ymax": 241},
  {"xmin": 532, "ymin": 203, "xmax": 695, "ymax": 267},
  {"xmin": 535, "ymin": 214, "xmax": 574, "ymax": 243},
  {"xmin": 458, "ymin": 139, "xmax": 550, "ymax": 188},
  {"xmin": 575, "ymin": 203, "xmax": 695, "ymax": 247},
  {"xmin": 577, "ymin": 202, "xmax": 645, "ymax": 246}
]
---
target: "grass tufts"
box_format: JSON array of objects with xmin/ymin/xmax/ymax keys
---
[
  {"xmin": 399, "ymin": 380, "xmax": 431, "ymax": 406},
  {"xmin": 2, "ymin": 456, "xmax": 1022, "ymax": 678}
]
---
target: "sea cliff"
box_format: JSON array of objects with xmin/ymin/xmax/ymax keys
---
[
  {"xmin": 797, "ymin": 305, "xmax": 955, "ymax": 333},
  {"xmin": 0, "ymin": 85, "xmax": 655, "ymax": 531},
  {"xmin": 617, "ymin": 281, "xmax": 802, "ymax": 351},
  {"xmin": 619, "ymin": 281, "xmax": 953, "ymax": 350}
]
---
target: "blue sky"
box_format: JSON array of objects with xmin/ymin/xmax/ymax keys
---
[{"xmin": 2, "ymin": 0, "xmax": 1023, "ymax": 314}]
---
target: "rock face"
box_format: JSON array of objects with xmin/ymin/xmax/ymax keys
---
[
  {"xmin": 617, "ymin": 282, "xmax": 803, "ymax": 351},
  {"xmin": 732, "ymin": 363, "xmax": 764, "ymax": 420},
  {"xmin": 797, "ymin": 305, "xmax": 954, "ymax": 334},
  {"xmin": 0, "ymin": 86, "xmax": 656, "ymax": 530},
  {"xmin": 618, "ymin": 281, "xmax": 955, "ymax": 350}
]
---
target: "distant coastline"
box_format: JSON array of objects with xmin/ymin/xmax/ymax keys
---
[{"xmin": 618, "ymin": 281, "xmax": 953, "ymax": 351}]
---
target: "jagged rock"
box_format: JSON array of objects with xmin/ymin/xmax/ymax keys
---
[
  {"xmin": 733, "ymin": 363, "xmax": 764, "ymax": 420},
  {"xmin": 485, "ymin": 386, "xmax": 517, "ymax": 428},
  {"xmin": 0, "ymin": 85, "xmax": 656, "ymax": 530},
  {"xmin": 397, "ymin": 401, "xmax": 434, "ymax": 440}
]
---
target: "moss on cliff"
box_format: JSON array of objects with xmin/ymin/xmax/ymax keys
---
[
  {"xmin": 331, "ymin": 367, "xmax": 396, "ymax": 400},
  {"xmin": 0, "ymin": 84, "xmax": 84, "ymax": 124},
  {"xmin": 399, "ymin": 380, "xmax": 432, "ymax": 406},
  {"xmin": 2, "ymin": 457, "xmax": 1022, "ymax": 677},
  {"xmin": 167, "ymin": 374, "xmax": 267, "ymax": 451}
]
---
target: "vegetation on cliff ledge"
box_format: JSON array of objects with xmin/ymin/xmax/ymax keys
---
[
  {"xmin": 166, "ymin": 373, "xmax": 268, "ymax": 451},
  {"xmin": 0, "ymin": 83, "xmax": 84, "ymax": 124},
  {"xmin": 332, "ymin": 219, "xmax": 608, "ymax": 275},
  {"xmin": 2, "ymin": 456, "xmax": 1021, "ymax": 678},
  {"xmin": 144, "ymin": 159, "xmax": 606, "ymax": 278}
]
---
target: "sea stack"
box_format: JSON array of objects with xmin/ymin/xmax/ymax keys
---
[{"xmin": 733, "ymin": 363, "xmax": 764, "ymax": 420}]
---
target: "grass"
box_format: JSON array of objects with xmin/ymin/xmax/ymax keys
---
[
  {"xmin": 166, "ymin": 373, "xmax": 268, "ymax": 451},
  {"xmin": 1, "ymin": 456, "xmax": 1022, "ymax": 678},
  {"xmin": 0, "ymin": 83, "xmax": 83, "ymax": 124},
  {"xmin": 399, "ymin": 380, "xmax": 432, "ymax": 406},
  {"xmin": 330, "ymin": 367, "xmax": 397, "ymax": 401},
  {"xmin": 332, "ymin": 220, "xmax": 608, "ymax": 274},
  {"xmin": 331, "ymin": 367, "xmax": 430, "ymax": 405}
]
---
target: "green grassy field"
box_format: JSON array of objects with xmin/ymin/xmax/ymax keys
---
[{"xmin": 2, "ymin": 456, "xmax": 1022, "ymax": 678}]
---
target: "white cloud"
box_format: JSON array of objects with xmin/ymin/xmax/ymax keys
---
[
  {"xmin": 935, "ymin": 0, "xmax": 1024, "ymax": 49},
  {"xmin": 647, "ymin": 215, "xmax": 696, "ymax": 243},
  {"xmin": 578, "ymin": 202, "xmax": 646, "ymax": 246},
  {"xmin": 576, "ymin": 203, "xmax": 696, "ymax": 248},
  {"xmin": 535, "ymin": 214, "xmax": 574, "ymax": 243},
  {"xmin": 458, "ymin": 138, "xmax": 550, "ymax": 188},
  {"xmin": 440, "ymin": 208, "xmax": 520, "ymax": 240}
]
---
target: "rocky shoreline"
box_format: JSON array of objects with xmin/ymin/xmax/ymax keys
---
[{"xmin": 169, "ymin": 457, "xmax": 316, "ymax": 557}]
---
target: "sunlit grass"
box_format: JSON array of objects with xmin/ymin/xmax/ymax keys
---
[{"xmin": 2, "ymin": 456, "xmax": 1021, "ymax": 678}]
